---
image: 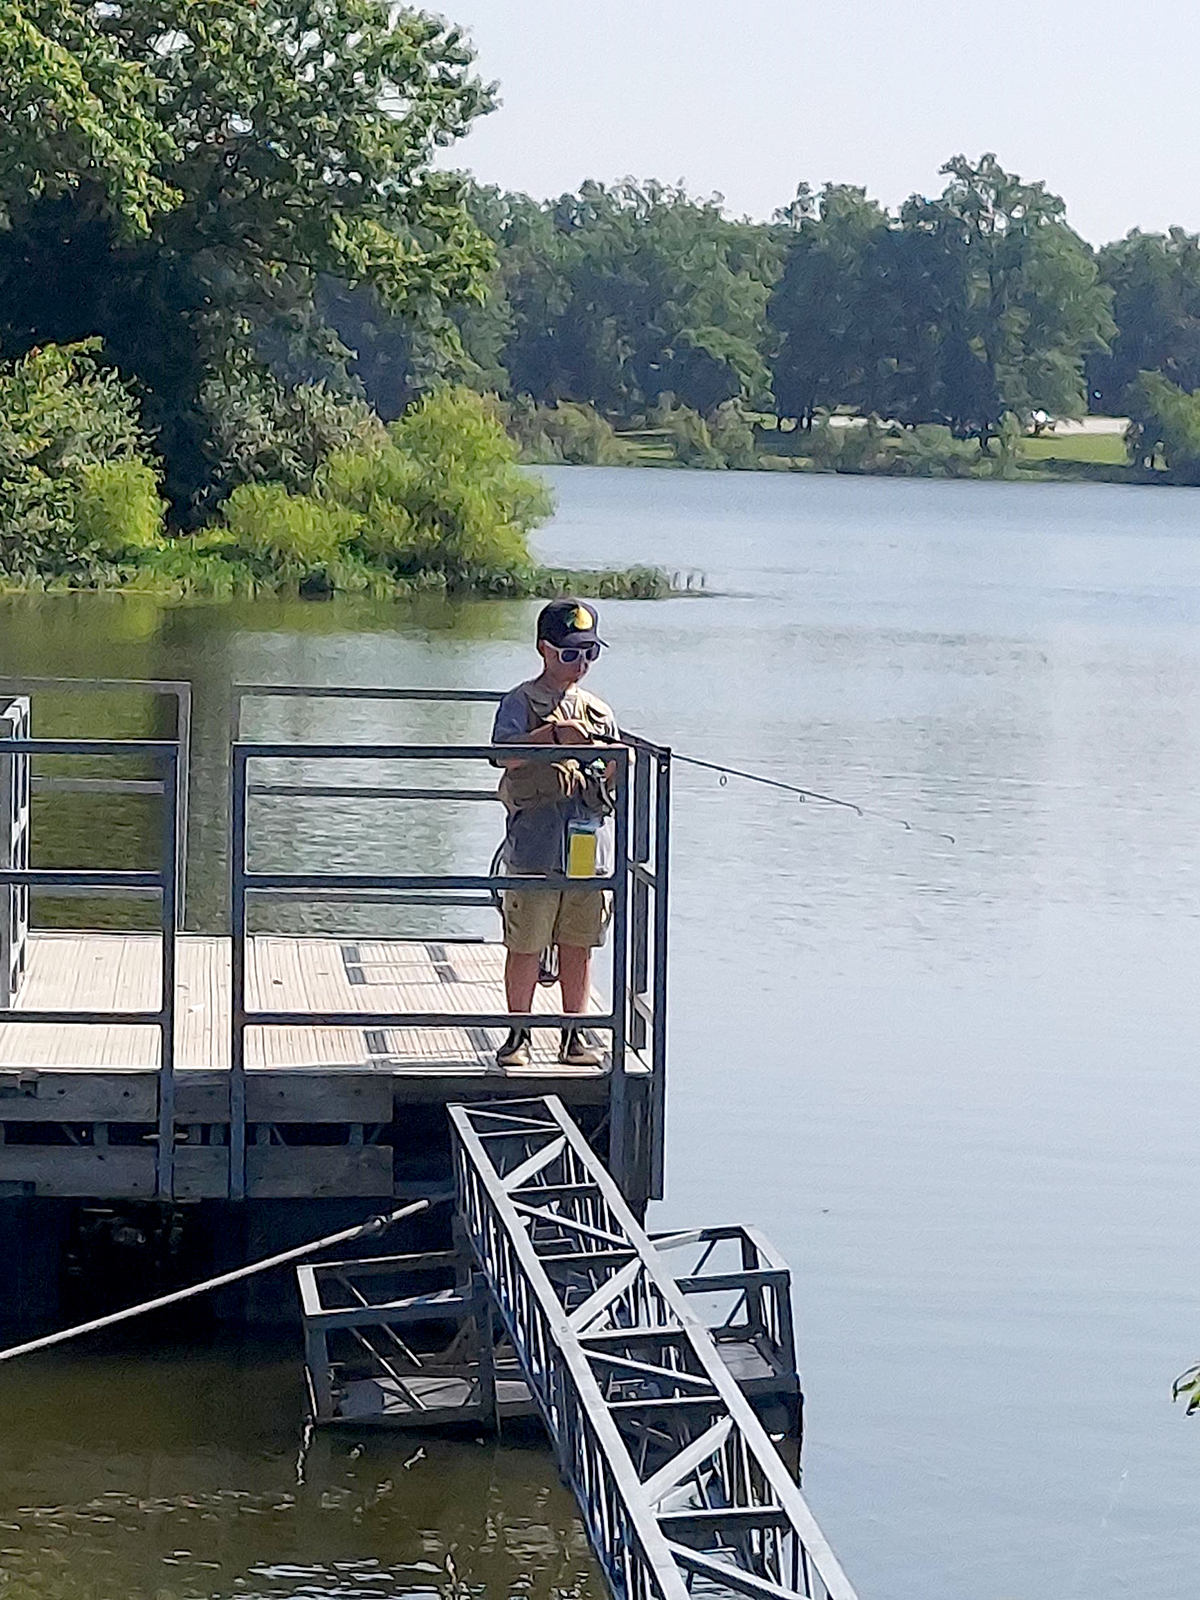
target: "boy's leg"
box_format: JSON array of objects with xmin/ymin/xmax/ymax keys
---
[
  {"xmin": 554, "ymin": 891, "xmax": 611, "ymax": 1065},
  {"xmin": 497, "ymin": 891, "xmax": 558, "ymax": 1067},
  {"xmin": 557, "ymin": 944, "xmax": 591, "ymax": 1013},
  {"xmin": 504, "ymin": 950, "xmax": 540, "ymax": 1013}
]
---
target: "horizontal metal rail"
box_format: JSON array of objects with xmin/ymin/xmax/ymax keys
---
[
  {"xmin": 236, "ymin": 684, "xmax": 505, "ymax": 707},
  {"xmin": 242, "ymin": 871, "xmax": 619, "ymax": 893},
  {"xmin": 236, "ymin": 741, "xmax": 608, "ymax": 761},
  {"xmin": 451, "ymin": 1096, "xmax": 857, "ymax": 1600},
  {"xmin": 243, "ymin": 1009, "xmax": 618, "ymax": 1030},
  {"xmin": 0, "ymin": 868, "xmax": 163, "ymax": 888},
  {"xmin": 0, "ymin": 738, "xmax": 179, "ymax": 758},
  {"xmin": 249, "ymin": 785, "xmax": 498, "ymax": 802}
]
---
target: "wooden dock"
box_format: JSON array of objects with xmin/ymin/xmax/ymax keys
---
[
  {"xmin": 0, "ymin": 932, "xmax": 638, "ymax": 1202},
  {"xmin": 3, "ymin": 930, "xmax": 613, "ymax": 1074},
  {"xmin": 0, "ymin": 685, "xmax": 670, "ymax": 1327}
]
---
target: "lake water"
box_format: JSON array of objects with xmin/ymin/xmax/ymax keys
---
[{"xmin": 1, "ymin": 465, "xmax": 1199, "ymax": 1598}]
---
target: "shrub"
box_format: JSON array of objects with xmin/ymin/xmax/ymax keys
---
[
  {"xmin": 834, "ymin": 416, "xmax": 891, "ymax": 473},
  {"xmin": 1126, "ymin": 371, "xmax": 1200, "ymax": 480},
  {"xmin": 219, "ymin": 483, "xmax": 362, "ymax": 573},
  {"xmin": 707, "ymin": 401, "xmax": 758, "ymax": 469},
  {"xmin": 504, "ymin": 398, "xmax": 635, "ymax": 465},
  {"xmin": 0, "ymin": 342, "xmax": 160, "ymax": 577},
  {"xmin": 888, "ymin": 424, "xmax": 979, "ymax": 478},
  {"xmin": 75, "ymin": 461, "xmax": 167, "ymax": 554},
  {"xmin": 316, "ymin": 386, "xmax": 551, "ymax": 590},
  {"xmin": 201, "ymin": 361, "xmax": 387, "ymax": 505},
  {"xmin": 803, "ymin": 413, "xmax": 844, "ymax": 469},
  {"xmin": 648, "ymin": 397, "xmax": 725, "ymax": 468}
]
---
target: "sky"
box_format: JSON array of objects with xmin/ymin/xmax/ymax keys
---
[{"xmin": 440, "ymin": 0, "xmax": 1200, "ymax": 246}]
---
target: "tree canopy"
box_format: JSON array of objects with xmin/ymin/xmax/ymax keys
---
[
  {"xmin": 10, "ymin": 0, "xmax": 1200, "ymax": 600},
  {"xmin": 1088, "ymin": 229, "xmax": 1200, "ymax": 412},
  {"xmin": 330, "ymin": 156, "xmax": 1121, "ymax": 450},
  {"xmin": 764, "ymin": 157, "xmax": 1114, "ymax": 442},
  {"xmin": 0, "ymin": 0, "xmax": 495, "ymax": 515},
  {"xmin": 473, "ymin": 180, "xmax": 782, "ymax": 418}
]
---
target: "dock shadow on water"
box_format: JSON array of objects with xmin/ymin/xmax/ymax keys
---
[{"xmin": 0, "ymin": 1340, "xmax": 600, "ymax": 1600}]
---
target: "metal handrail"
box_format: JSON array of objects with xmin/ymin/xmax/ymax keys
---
[
  {"xmin": 0, "ymin": 677, "xmax": 191, "ymax": 924},
  {"xmin": 229, "ymin": 736, "xmax": 648, "ymax": 1201},
  {"xmin": 227, "ymin": 686, "xmax": 670, "ymax": 1205},
  {"xmin": 0, "ymin": 735, "xmax": 180, "ymax": 1198}
]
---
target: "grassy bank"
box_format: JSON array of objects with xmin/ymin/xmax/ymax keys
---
[
  {"xmin": 1018, "ymin": 432, "xmax": 1129, "ymax": 466},
  {"xmin": 0, "ymin": 561, "xmax": 673, "ymax": 602}
]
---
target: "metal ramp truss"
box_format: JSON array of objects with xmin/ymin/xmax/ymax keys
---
[{"xmin": 450, "ymin": 1096, "xmax": 857, "ymax": 1600}]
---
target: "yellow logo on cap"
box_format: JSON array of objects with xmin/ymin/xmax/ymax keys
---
[{"xmin": 573, "ymin": 606, "xmax": 592, "ymax": 631}]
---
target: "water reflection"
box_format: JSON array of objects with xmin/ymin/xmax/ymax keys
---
[{"xmin": 0, "ymin": 1348, "xmax": 598, "ymax": 1600}]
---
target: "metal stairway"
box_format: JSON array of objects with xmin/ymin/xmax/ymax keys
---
[{"xmin": 450, "ymin": 1095, "xmax": 858, "ymax": 1600}]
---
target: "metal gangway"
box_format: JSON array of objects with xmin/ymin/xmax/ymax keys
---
[{"xmin": 450, "ymin": 1096, "xmax": 858, "ymax": 1600}]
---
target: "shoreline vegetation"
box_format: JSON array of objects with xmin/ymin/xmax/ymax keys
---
[
  {"xmin": 505, "ymin": 397, "xmax": 1150, "ymax": 483},
  {"xmin": 0, "ymin": 344, "xmax": 670, "ymax": 602},
  {"xmin": 6, "ymin": 3, "xmax": 1200, "ymax": 601}
]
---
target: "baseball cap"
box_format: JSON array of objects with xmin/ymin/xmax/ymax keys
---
[{"xmin": 536, "ymin": 598, "xmax": 606, "ymax": 649}]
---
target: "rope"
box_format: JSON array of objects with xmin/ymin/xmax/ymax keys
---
[
  {"xmin": 0, "ymin": 1198, "xmax": 430, "ymax": 1365},
  {"xmin": 673, "ymin": 752, "xmax": 957, "ymax": 846}
]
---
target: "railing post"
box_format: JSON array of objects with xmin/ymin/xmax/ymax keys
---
[
  {"xmin": 607, "ymin": 749, "xmax": 632, "ymax": 1191},
  {"xmin": 174, "ymin": 683, "xmax": 191, "ymax": 929},
  {"xmin": 229, "ymin": 746, "xmax": 248, "ymax": 1201},
  {"xmin": 156, "ymin": 745, "xmax": 179, "ymax": 1199},
  {"xmin": 630, "ymin": 745, "xmax": 651, "ymax": 1053},
  {"xmin": 650, "ymin": 752, "xmax": 671, "ymax": 1202},
  {"xmin": 0, "ymin": 698, "xmax": 29, "ymax": 1009}
]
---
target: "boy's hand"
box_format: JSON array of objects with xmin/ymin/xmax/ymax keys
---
[{"xmin": 548, "ymin": 719, "xmax": 595, "ymax": 746}]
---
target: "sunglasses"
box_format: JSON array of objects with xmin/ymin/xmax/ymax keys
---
[{"xmin": 551, "ymin": 642, "xmax": 601, "ymax": 664}]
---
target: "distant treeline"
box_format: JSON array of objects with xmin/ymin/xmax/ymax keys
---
[
  {"xmin": 12, "ymin": 0, "xmax": 1200, "ymax": 615},
  {"xmin": 312, "ymin": 156, "xmax": 1200, "ymax": 478}
]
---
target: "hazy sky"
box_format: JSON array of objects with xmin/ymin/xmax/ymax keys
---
[{"xmin": 443, "ymin": 0, "xmax": 1200, "ymax": 245}]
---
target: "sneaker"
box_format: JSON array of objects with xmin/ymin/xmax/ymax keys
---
[
  {"xmin": 559, "ymin": 1027, "xmax": 604, "ymax": 1067},
  {"xmin": 496, "ymin": 1028, "xmax": 532, "ymax": 1069}
]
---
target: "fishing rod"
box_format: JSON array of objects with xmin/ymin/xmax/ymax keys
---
[{"xmin": 672, "ymin": 751, "xmax": 957, "ymax": 846}]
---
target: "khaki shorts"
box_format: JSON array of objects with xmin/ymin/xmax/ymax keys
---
[{"xmin": 501, "ymin": 888, "xmax": 612, "ymax": 954}]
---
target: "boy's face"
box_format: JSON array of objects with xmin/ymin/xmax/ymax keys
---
[{"xmin": 539, "ymin": 639, "xmax": 592, "ymax": 687}]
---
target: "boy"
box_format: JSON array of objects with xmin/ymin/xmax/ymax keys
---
[{"xmin": 491, "ymin": 599, "xmax": 617, "ymax": 1068}]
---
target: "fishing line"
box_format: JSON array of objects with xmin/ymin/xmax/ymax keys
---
[{"xmin": 673, "ymin": 751, "xmax": 957, "ymax": 845}]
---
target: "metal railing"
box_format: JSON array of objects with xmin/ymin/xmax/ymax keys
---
[
  {"xmin": 0, "ymin": 735, "xmax": 181, "ymax": 1197},
  {"xmin": 0, "ymin": 677, "xmax": 191, "ymax": 924},
  {"xmin": 0, "ymin": 698, "xmax": 30, "ymax": 1007},
  {"xmin": 228, "ymin": 686, "xmax": 670, "ymax": 1206},
  {"xmin": 231, "ymin": 737, "xmax": 647, "ymax": 1201},
  {"xmin": 451, "ymin": 1096, "xmax": 858, "ymax": 1600},
  {"xmin": 623, "ymin": 735, "xmax": 670, "ymax": 1197}
]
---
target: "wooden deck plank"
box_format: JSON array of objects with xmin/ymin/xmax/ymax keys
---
[{"xmin": 0, "ymin": 933, "xmax": 608, "ymax": 1079}]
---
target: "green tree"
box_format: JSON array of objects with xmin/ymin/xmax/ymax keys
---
[
  {"xmin": 1088, "ymin": 229, "xmax": 1200, "ymax": 413},
  {"xmin": 490, "ymin": 181, "xmax": 780, "ymax": 417},
  {"xmin": 0, "ymin": 0, "xmax": 176, "ymax": 237},
  {"xmin": 0, "ymin": 340, "xmax": 165, "ymax": 577},
  {"xmin": 1125, "ymin": 370, "xmax": 1200, "ymax": 479},
  {"xmin": 767, "ymin": 184, "xmax": 894, "ymax": 426},
  {"xmin": 0, "ymin": 0, "xmax": 495, "ymax": 517},
  {"xmin": 900, "ymin": 155, "xmax": 1113, "ymax": 445}
]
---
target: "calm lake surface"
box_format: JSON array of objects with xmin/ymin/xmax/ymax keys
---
[{"xmin": 0, "ymin": 465, "xmax": 1199, "ymax": 1598}]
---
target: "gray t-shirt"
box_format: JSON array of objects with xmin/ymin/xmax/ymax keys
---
[{"xmin": 492, "ymin": 679, "xmax": 618, "ymax": 878}]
